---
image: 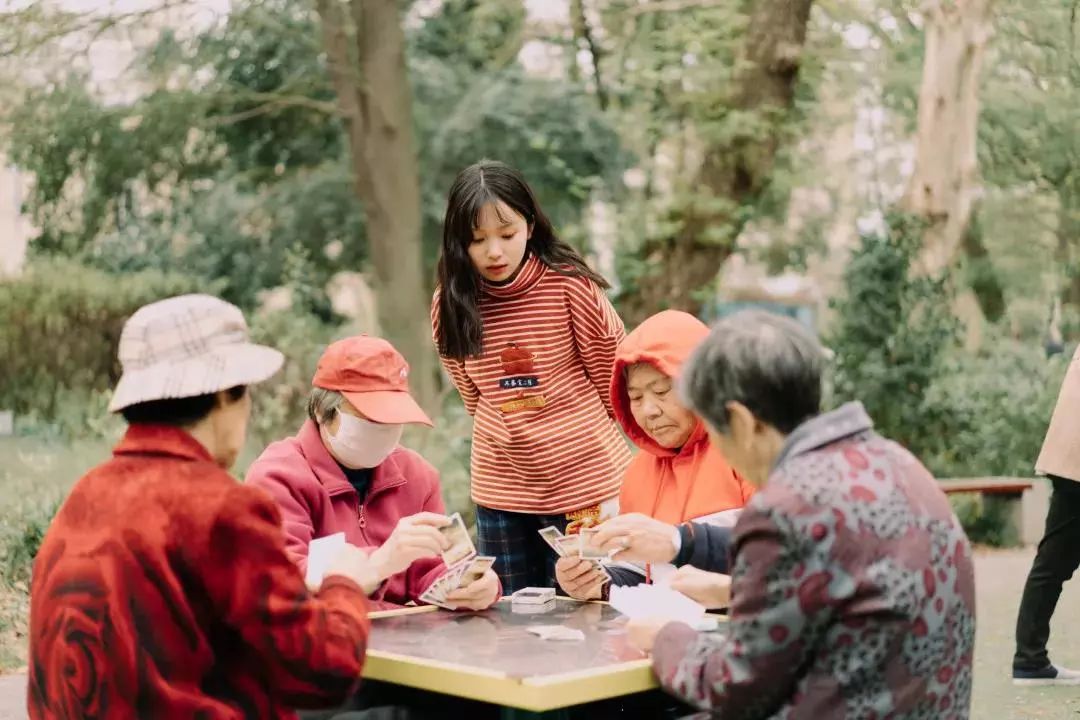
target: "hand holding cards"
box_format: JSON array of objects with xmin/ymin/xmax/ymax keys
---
[
  {"xmin": 305, "ymin": 533, "xmax": 380, "ymax": 596},
  {"xmin": 539, "ymin": 525, "xmax": 612, "ymax": 572},
  {"xmin": 368, "ymin": 511, "xmax": 453, "ymax": 581},
  {"xmin": 420, "ymin": 513, "xmax": 499, "ymax": 610}
]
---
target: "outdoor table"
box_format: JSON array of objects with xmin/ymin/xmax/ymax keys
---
[{"xmin": 364, "ymin": 597, "xmax": 693, "ymax": 718}]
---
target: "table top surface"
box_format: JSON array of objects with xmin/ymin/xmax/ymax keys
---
[
  {"xmin": 363, "ymin": 598, "xmax": 684, "ymax": 710},
  {"xmin": 369, "ymin": 598, "xmax": 645, "ymax": 678}
]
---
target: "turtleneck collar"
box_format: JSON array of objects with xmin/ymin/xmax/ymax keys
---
[{"xmin": 482, "ymin": 253, "xmax": 546, "ymax": 300}]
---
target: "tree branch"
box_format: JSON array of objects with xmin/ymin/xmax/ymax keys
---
[
  {"xmin": 314, "ymin": 0, "xmax": 363, "ymax": 137},
  {"xmin": 570, "ymin": 0, "xmax": 609, "ymax": 110},
  {"xmin": 628, "ymin": 0, "xmax": 729, "ymax": 16},
  {"xmin": 208, "ymin": 92, "xmax": 339, "ymax": 125}
]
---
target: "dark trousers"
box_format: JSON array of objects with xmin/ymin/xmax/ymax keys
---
[
  {"xmin": 299, "ymin": 682, "xmax": 688, "ymax": 719},
  {"xmin": 1014, "ymin": 477, "xmax": 1080, "ymax": 671},
  {"xmin": 475, "ymin": 505, "xmax": 570, "ymax": 595},
  {"xmin": 297, "ymin": 680, "xmax": 500, "ymax": 719}
]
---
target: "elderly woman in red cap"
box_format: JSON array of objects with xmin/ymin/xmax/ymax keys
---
[{"xmin": 246, "ymin": 335, "xmax": 500, "ymax": 612}]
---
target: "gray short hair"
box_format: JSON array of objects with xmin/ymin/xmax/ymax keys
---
[
  {"xmin": 679, "ymin": 310, "xmax": 823, "ymax": 435},
  {"xmin": 307, "ymin": 387, "xmax": 344, "ymax": 425}
]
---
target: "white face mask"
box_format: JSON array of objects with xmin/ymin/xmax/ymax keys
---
[{"xmin": 323, "ymin": 412, "xmax": 403, "ymax": 469}]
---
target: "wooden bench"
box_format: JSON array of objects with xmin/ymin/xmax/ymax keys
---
[
  {"xmin": 938, "ymin": 478, "xmax": 1034, "ymax": 497},
  {"xmin": 938, "ymin": 477, "xmax": 1037, "ymax": 544}
]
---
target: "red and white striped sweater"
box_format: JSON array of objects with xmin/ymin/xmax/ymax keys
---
[{"xmin": 432, "ymin": 254, "xmax": 632, "ymax": 514}]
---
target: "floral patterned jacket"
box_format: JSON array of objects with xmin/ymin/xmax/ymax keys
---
[{"xmin": 652, "ymin": 402, "xmax": 976, "ymax": 719}]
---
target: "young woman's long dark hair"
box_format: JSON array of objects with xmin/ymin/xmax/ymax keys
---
[{"xmin": 435, "ymin": 160, "xmax": 610, "ymax": 360}]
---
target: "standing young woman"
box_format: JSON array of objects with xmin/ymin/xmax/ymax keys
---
[{"xmin": 432, "ymin": 160, "xmax": 631, "ymax": 594}]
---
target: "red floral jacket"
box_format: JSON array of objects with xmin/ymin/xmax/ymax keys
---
[{"xmin": 27, "ymin": 425, "xmax": 370, "ymax": 719}]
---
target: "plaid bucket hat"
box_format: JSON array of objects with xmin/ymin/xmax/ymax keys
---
[{"xmin": 108, "ymin": 294, "xmax": 284, "ymax": 412}]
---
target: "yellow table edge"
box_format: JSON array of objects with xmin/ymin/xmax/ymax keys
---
[{"xmin": 363, "ymin": 602, "xmax": 660, "ymax": 711}]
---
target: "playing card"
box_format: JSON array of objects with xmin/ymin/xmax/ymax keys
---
[
  {"xmin": 439, "ymin": 512, "xmax": 476, "ymax": 567},
  {"xmin": 419, "ymin": 589, "xmax": 455, "ymax": 610},
  {"xmin": 526, "ymin": 625, "xmax": 585, "ymax": 642},
  {"xmin": 578, "ymin": 527, "xmax": 608, "ymax": 560},
  {"xmin": 552, "ymin": 534, "xmax": 581, "ymax": 558},
  {"xmin": 305, "ymin": 532, "xmax": 345, "ymax": 588},
  {"xmin": 454, "ymin": 555, "xmax": 495, "ymax": 589},
  {"xmin": 420, "ymin": 574, "xmax": 456, "ymax": 609},
  {"xmin": 538, "ymin": 526, "xmax": 565, "ymax": 555}
]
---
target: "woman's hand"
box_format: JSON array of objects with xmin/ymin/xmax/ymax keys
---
[
  {"xmin": 669, "ymin": 566, "xmax": 732, "ymax": 609},
  {"xmin": 368, "ymin": 512, "xmax": 451, "ymax": 581},
  {"xmin": 444, "ymin": 569, "xmax": 500, "ymax": 610},
  {"xmin": 626, "ymin": 617, "xmax": 673, "ymax": 654},
  {"xmin": 589, "ymin": 513, "xmax": 679, "ymax": 564},
  {"xmin": 555, "ymin": 557, "xmax": 606, "ymax": 600},
  {"xmin": 323, "ymin": 544, "xmax": 381, "ymax": 596}
]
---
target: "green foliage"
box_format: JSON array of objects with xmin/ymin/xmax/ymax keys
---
[
  {"xmin": 949, "ymin": 493, "xmax": 1020, "ymax": 548},
  {"xmin": 918, "ymin": 342, "xmax": 1068, "ymax": 479},
  {"xmin": 0, "ymin": 258, "xmax": 207, "ymax": 428},
  {"xmin": 242, "ymin": 307, "xmax": 338, "ymax": 457},
  {"xmin": 827, "ymin": 212, "xmax": 961, "ymax": 449},
  {"xmin": 0, "ymin": 497, "xmax": 60, "ymax": 586},
  {"xmin": 4, "ymin": 0, "xmax": 625, "ymax": 303}
]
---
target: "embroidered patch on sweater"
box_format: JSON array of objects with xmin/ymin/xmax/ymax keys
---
[{"xmin": 498, "ymin": 343, "xmax": 545, "ymax": 413}]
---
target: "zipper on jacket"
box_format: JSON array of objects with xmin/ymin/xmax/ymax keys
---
[{"xmin": 357, "ymin": 503, "xmax": 366, "ymax": 529}]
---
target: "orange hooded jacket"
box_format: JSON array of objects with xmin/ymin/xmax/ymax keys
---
[{"xmin": 610, "ymin": 310, "xmax": 754, "ymax": 524}]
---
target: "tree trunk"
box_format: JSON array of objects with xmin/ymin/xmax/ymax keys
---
[
  {"xmin": 960, "ymin": 201, "xmax": 1005, "ymax": 323},
  {"xmin": 617, "ymin": 0, "xmax": 815, "ymax": 326},
  {"xmin": 316, "ymin": 0, "xmax": 439, "ymax": 414},
  {"xmin": 570, "ymin": 0, "xmax": 608, "ymax": 110},
  {"xmin": 902, "ymin": 0, "xmax": 993, "ymax": 277}
]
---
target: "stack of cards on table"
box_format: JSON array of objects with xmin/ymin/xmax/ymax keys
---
[
  {"xmin": 419, "ymin": 512, "xmax": 496, "ymax": 610},
  {"xmin": 537, "ymin": 526, "xmax": 612, "ymax": 579}
]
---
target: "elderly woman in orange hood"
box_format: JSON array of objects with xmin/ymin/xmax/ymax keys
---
[{"xmin": 556, "ymin": 310, "xmax": 754, "ymax": 604}]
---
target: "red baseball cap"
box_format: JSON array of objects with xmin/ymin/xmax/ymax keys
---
[{"xmin": 312, "ymin": 336, "xmax": 433, "ymax": 426}]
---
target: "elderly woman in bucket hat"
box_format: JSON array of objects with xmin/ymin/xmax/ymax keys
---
[
  {"xmin": 27, "ymin": 294, "xmax": 378, "ymax": 720},
  {"xmin": 246, "ymin": 335, "xmax": 501, "ymax": 612}
]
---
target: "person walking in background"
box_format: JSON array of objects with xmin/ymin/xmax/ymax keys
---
[
  {"xmin": 432, "ymin": 159, "xmax": 631, "ymax": 594},
  {"xmin": 1013, "ymin": 342, "xmax": 1080, "ymax": 685}
]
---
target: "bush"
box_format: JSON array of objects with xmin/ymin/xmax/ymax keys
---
[
  {"xmin": 918, "ymin": 341, "xmax": 1069, "ymax": 478},
  {"xmin": 949, "ymin": 493, "xmax": 1021, "ymax": 548},
  {"xmin": 404, "ymin": 393, "xmax": 475, "ymax": 528},
  {"xmin": 0, "ymin": 498, "xmax": 61, "ymax": 587},
  {"xmin": 0, "ymin": 258, "xmax": 206, "ymax": 430},
  {"xmin": 826, "ymin": 214, "xmax": 1071, "ymax": 547},
  {"xmin": 827, "ymin": 212, "xmax": 960, "ymax": 451},
  {"xmin": 239, "ymin": 307, "xmax": 340, "ymax": 462}
]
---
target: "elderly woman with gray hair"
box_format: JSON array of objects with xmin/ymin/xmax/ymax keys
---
[
  {"xmin": 626, "ymin": 310, "xmax": 976, "ymax": 719},
  {"xmin": 246, "ymin": 335, "xmax": 500, "ymax": 613}
]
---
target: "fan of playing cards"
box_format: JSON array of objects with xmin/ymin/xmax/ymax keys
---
[
  {"xmin": 537, "ymin": 526, "xmax": 613, "ymax": 580},
  {"xmin": 420, "ymin": 513, "xmax": 496, "ymax": 609}
]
